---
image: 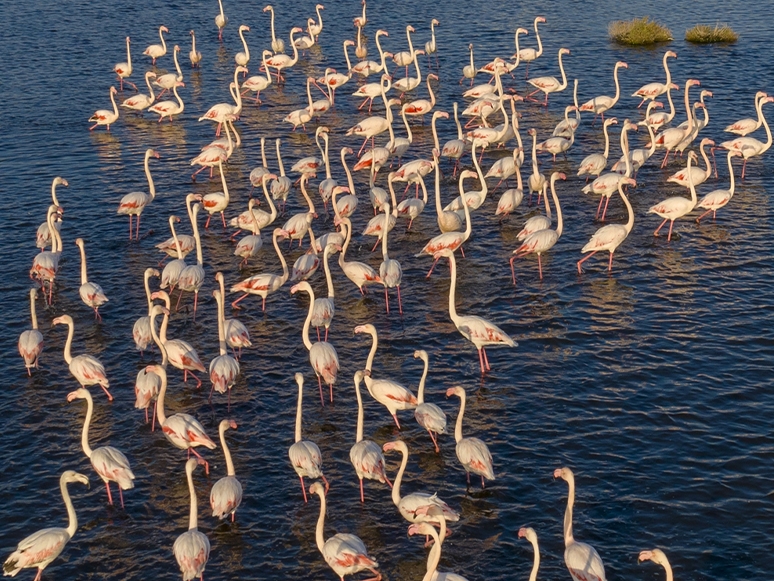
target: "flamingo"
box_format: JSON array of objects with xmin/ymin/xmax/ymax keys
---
[
  {"xmin": 431, "ymin": 151, "xmax": 464, "ymax": 232},
  {"xmin": 215, "ymin": 273, "xmax": 251, "ymax": 358},
  {"xmin": 265, "ymin": 27, "xmax": 302, "ymax": 82},
  {"xmin": 281, "ymin": 172, "xmax": 316, "ymax": 248},
  {"xmin": 88, "ymin": 86, "xmax": 119, "ymax": 131},
  {"xmin": 424, "ymin": 19, "xmax": 440, "ymax": 67},
  {"xmin": 653, "ymin": 78, "xmax": 700, "ymax": 167},
  {"xmin": 3, "ymin": 471, "xmax": 89, "ymax": 581},
  {"xmin": 174, "ymin": 459, "xmax": 210, "ymax": 581},
  {"xmin": 337, "ymin": 218, "xmax": 382, "ymax": 295},
  {"xmin": 517, "ymin": 186, "xmax": 552, "ymax": 240},
  {"xmin": 201, "ymin": 160, "xmax": 232, "ymax": 228},
  {"xmin": 519, "ymin": 16, "xmax": 546, "ymax": 78},
  {"xmin": 649, "ymin": 152, "xmax": 700, "ymax": 241},
  {"xmin": 409, "ymin": 509, "xmax": 467, "ymax": 579},
  {"xmin": 396, "ymin": 169, "xmax": 428, "ymax": 230},
  {"xmin": 30, "ymin": 205, "xmax": 62, "ymax": 304},
  {"xmin": 67, "ymin": 388, "xmax": 135, "ymax": 507},
  {"xmin": 382, "ymin": 440, "xmax": 459, "ymax": 526},
  {"xmin": 190, "ymin": 118, "xmax": 235, "ymax": 181},
  {"xmin": 264, "ymin": 5, "xmax": 285, "ymax": 53},
  {"xmin": 526, "ymin": 48, "xmax": 570, "ymax": 106},
  {"xmin": 176, "ymin": 203, "xmax": 205, "ymax": 317},
  {"xmin": 121, "ymin": 71, "xmax": 157, "ymax": 112},
  {"xmin": 579, "ymin": 61, "xmax": 627, "ymax": 122},
  {"xmin": 536, "ymin": 117, "xmax": 575, "ymax": 161},
  {"xmin": 271, "ymin": 139, "xmax": 293, "ymax": 212},
  {"xmin": 284, "ymin": 77, "xmax": 314, "ymax": 131},
  {"xmin": 134, "ymin": 305, "xmax": 165, "ymax": 428},
  {"xmin": 351, "ymin": 28, "xmax": 389, "ymax": 77},
  {"xmin": 518, "ymin": 527, "xmax": 541, "ymax": 581},
  {"xmin": 199, "ymin": 66, "xmax": 246, "ymax": 136},
  {"xmin": 230, "ymin": 229, "xmax": 289, "ymax": 311},
  {"xmin": 210, "ymin": 419, "xmax": 243, "ymax": 521},
  {"xmin": 310, "ymin": 482, "xmax": 380, "ymax": 581},
  {"xmin": 353, "ymin": 0, "xmax": 367, "ymax": 27},
  {"xmin": 632, "ymin": 50, "xmax": 676, "ymax": 107},
  {"xmin": 309, "ymin": 4, "xmax": 324, "ymax": 39},
  {"xmin": 554, "ymin": 467, "xmax": 607, "ymax": 581},
  {"xmin": 696, "ymin": 149, "xmax": 741, "ymax": 223},
  {"xmin": 154, "ymin": 45, "xmax": 183, "ymax": 98},
  {"xmin": 577, "ymin": 176, "xmax": 637, "ymax": 274},
  {"xmin": 143, "ymin": 25, "xmax": 169, "ymax": 65},
  {"xmin": 495, "ymin": 162, "xmax": 525, "ymax": 220},
  {"xmin": 379, "ymin": 202, "xmax": 403, "ymax": 314},
  {"xmin": 117, "ymin": 148, "xmax": 159, "ymax": 241},
  {"xmin": 317, "ymin": 130, "xmax": 338, "ymax": 209},
  {"xmin": 113, "ymin": 36, "xmax": 137, "ymax": 91},
  {"xmin": 577, "ymin": 118, "xmax": 617, "ymax": 180},
  {"xmin": 241, "ymin": 50, "xmax": 273, "ymax": 102},
  {"xmin": 52, "ymin": 315, "xmax": 111, "ymax": 400},
  {"xmin": 510, "ymin": 172, "xmax": 565, "ymax": 282},
  {"xmin": 288, "ymin": 373, "xmax": 329, "ymax": 502},
  {"xmin": 438, "ymin": 248, "xmax": 516, "ymax": 373},
  {"xmin": 638, "ymin": 549, "xmax": 673, "ymax": 581},
  {"xmin": 441, "ymin": 103, "xmax": 467, "ymax": 176},
  {"xmin": 150, "ymin": 363, "xmax": 217, "ymax": 472},
  {"xmin": 527, "ymin": 128, "xmax": 546, "ymax": 204},
  {"xmin": 215, "ymin": 0, "xmax": 228, "ymax": 40},
  {"xmin": 19, "ymin": 288, "xmax": 44, "ymax": 375},
  {"xmin": 392, "ymin": 25, "xmax": 418, "ymax": 78},
  {"xmin": 613, "ymin": 103, "xmax": 660, "ymax": 174},
  {"xmin": 235, "ymin": 24, "xmax": 250, "ymax": 69},
  {"xmin": 413, "ymin": 350, "xmax": 447, "ymax": 453},
  {"xmin": 418, "ymin": 171, "xmax": 472, "ymax": 277},
  {"xmin": 393, "ymin": 46, "xmax": 424, "ymax": 95},
  {"xmin": 310, "ymin": 244, "xmax": 339, "ymax": 342},
  {"xmin": 159, "ymin": 206, "xmax": 195, "ymax": 292},
  {"xmin": 209, "ymin": 289, "xmax": 240, "ymax": 405},
  {"xmin": 403, "ymin": 74, "xmax": 438, "ymax": 120},
  {"xmin": 350, "ymin": 370, "xmax": 392, "ymax": 502},
  {"xmin": 583, "ymin": 120, "xmax": 636, "ymax": 221},
  {"xmin": 189, "ymin": 30, "xmax": 202, "ymax": 67},
  {"xmin": 148, "ymin": 81, "xmax": 185, "ymax": 122},
  {"xmin": 725, "ymin": 91, "xmax": 768, "ymax": 136},
  {"xmin": 720, "ymin": 96, "xmax": 774, "ymax": 178},
  {"xmin": 233, "ymin": 174, "xmax": 278, "ymax": 235},
  {"xmin": 247, "ymin": 138, "xmax": 271, "ymax": 192},
  {"xmin": 353, "ymin": 324, "xmax": 418, "ymax": 428},
  {"xmin": 446, "ymin": 386, "xmax": 494, "ymax": 488},
  {"xmin": 35, "ymin": 178, "xmax": 67, "ymax": 251},
  {"xmin": 151, "ymin": 293, "xmax": 207, "ymax": 387},
  {"xmin": 460, "ymin": 43, "xmax": 476, "ymax": 86},
  {"xmin": 133, "ymin": 269, "xmax": 159, "ymax": 354},
  {"xmin": 316, "ymin": 42, "xmax": 354, "ymax": 100},
  {"xmin": 346, "ymin": 77, "xmax": 392, "ymax": 156},
  {"xmin": 74, "ymin": 238, "xmax": 108, "ymax": 320},
  {"xmin": 233, "ymin": 200, "xmax": 263, "ymax": 268},
  {"xmin": 667, "ymin": 138, "xmax": 714, "ymax": 188},
  {"xmin": 291, "ymin": 282, "xmax": 340, "ymax": 405}
]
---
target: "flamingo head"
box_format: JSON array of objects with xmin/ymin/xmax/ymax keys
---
[
  {"xmin": 161, "ymin": 26, "xmax": 169, "ymax": 33},
  {"xmin": 553, "ymin": 466, "xmax": 573, "ymax": 481},
  {"xmin": 316, "ymin": 4, "xmax": 324, "ymax": 9},
  {"xmin": 382, "ymin": 440, "xmax": 406, "ymax": 453},
  {"xmin": 51, "ymin": 315, "xmax": 70, "ymax": 326},
  {"xmin": 617, "ymin": 61, "xmax": 628, "ymax": 68},
  {"xmin": 309, "ymin": 481, "xmax": 325, "ymax": 497},
  {"xmin": 413, "ymin": 349, "xmax": 428, "ymax": 362},
  {"xmin": 408, "ymin": 522, "xmax": 436, "ymax": 537},
  {"xmin": 557, "ymin": 172, "xmax": 567, "ymax": 181},
  {"xmin": 262, "ymin": 5, "xmax": 272, "ymax": 12},
  {"xmin": 150, "ymin": 149, "xmax": 161, "ymax": 159},
  {"xmin": 240, "ymin": 25, "xmax": 250, "ymax": 32},
  {"xmin": 189, "ymin": 30, "xmax": 194, "ymax": 36},
  {"xmin": 227, "ymin": 419, "xmax": 238, "ymax": 430},
  {"xmin": 445, "ymin": 386, "xmax": 464, "ymax": 398},
  {"xmin": 353, "ymin": 323, "xmax": 376, "ymax": 336},
  {"xmin": 604, "ymin": 117, "xmax": 618, "ymax": 126},
  {"xmin": 66, "ymin": 388, "xmax": 89, "ymax": 403},
  {"xmin": 407, "ymin": 25, "xmax": 415, "ymax": 33},
  {"xmin": 639, "ymin": 549, "xmax": 669, "ymax": 566},
  {"xmin": 622, "ymin": 177, "xmax": 637, "ymax": 187},
  {"xmin": 687, "ymin": 79, "xmax": 701, "ymax": 88},
  {"xmin": 62, "ymin": 471, "xmax": 90, "ymax": 488},
  {"xmin": 559, "ymin": 48, "xmax": 571, "ymax": 55},
  {"xmin": 150, "ymin": 268, "xmax": 160, "ymax": 277},
  {"xmin": 291, "ymin": 26, "xmax": 303, "ymax": 34},
  {"xmin": 536, "ymin": 16, "xmax": 546, "ymax": 23},
  {"xmin": 377, "ymin": 29, "xmax": 388, "ymax": 37},
  {"xmin": 518, "ymin": 527, "xmax": 537, "ymax": 542},
  {"xmin": 516, "ymin": 27, "xmax": 529, "ymax": 36},
  {"xmin": 344, "ymin": 39, "xmax": 355, "ymax": 47},
  {"xmin": 428, "ymin": 73, "xmax": 439, "ymax": 82},
  {"xmin": 468, "ymin": 43, "xmax": 473, "ymax": 50},
  {"xmin": 666, "ymin": 50, "xmax": 677, "ymax": 58},
  {"xmin": 528, "ymin": 128, "xmax": 537, "ymax": 136},
  {"xmin": 110, "ymin": 86, "xmax": 118, "ymax": 95}
]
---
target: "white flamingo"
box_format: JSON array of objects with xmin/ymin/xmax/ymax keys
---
[
  {"xmin": 288, "ymin": 373, "xmax": 329, "ymax": 502},
  {"xmin": 174, "ymin": 459, "xmax": 210, "ymax": 581},
  {"xmin": 210, "ymin": 419, "xmax": 243, "ymax": 521},
  {"xmin": 230, "ymin": 229, "xmax": 289, "ymax": 311},
  {"xmin": 19, "ymin": 289, "xmax": 44, "ymax": 375},
  {"xmin": 413, "ymin": 350, "xmax": 447, "ymax": 453}
]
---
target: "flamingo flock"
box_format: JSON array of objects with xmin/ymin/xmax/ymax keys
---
[{"xmin": 9, "ymin": 2, "xmax": 770, "ymax": 581}]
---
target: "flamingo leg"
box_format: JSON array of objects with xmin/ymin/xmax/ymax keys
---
[
  {"xmin": 510, "ymin": 256, "xmax": 518, "ymax": 285},
  {"xmin": 128, "ymin": 215, "xmax": 133, "ymax": 239},
  {"xmin": 189, "ymin": 448, "xmax": 209, "ymax": 475},
  {"xmin": 100, "ymin": 384, "xmax": 113, "ymax": 401},
  {"xmin": 152, "ymin": 400, "xmax": 157, "ymax": 431},
  {"xmin": 317, "ymin": 374, "xmax": 325, "ymax": 406},
  {"xmin": 600, "ymin": 196, "xmax": 611, "ymax": 222},
  {"xmin": 330, "ymin": 381, "xmax": 334, "ymax": 403},
  {"xmin": 653, "ymin": 218, "xmax": 668, "ymax": 237},
  {"xmin": 360, "ymin": 478, "xmax": 365, "ymax": 503},
  {"xmin": 321, "ymin": 474, "xmax": 330, "ymax": 494},
  {"xmin": 577, "ymin": 251, "xmax": 599, "ymax": 274},
  {"xmin": 667, "ymin": 220, "xmax": 675, "ymax": 242},
  {"xmin": 426, "ymin": 257, "xmax": 440, "ymax": 277},
  {"xmin": 118, "ymin": 486, "xmax": 125, "ymax": 509},
  {"xmin": 105, "ymin": 482, "xmax": 114, "ymax": 505},
  {"xmin": 696, "ymin": 208, "xmax": 713, "ymax": 223},
  {"xmin": 299, "ymin": 476, "xmax": 308, "ymax": 502},
  {"xmin": 325, "ymin": 327, "xmax": 329, "ymax": 342},
  {"xmin": 384, "ymin": 288, "xmax": 390, "ymax": 313},
  {"xmin": 231, "ymin": 294, "xmax": 249, "ymax": 309},
  {"xmin": 481, "ymin": 475, "xmax": 486, "ymax": 489},
  {"xmin": 396, "ymin": 285, "xmax": 403, "ymax": 314},
  {"xmin": 477, "ymin": 349, "xmax": 485, "ymax": 374},
  {"xmin": 392, "ymin": 414, "xmax": 401, "ymax": 429},
  {"xmin": 428, "ymin": 429, "xmax": 440, "ymax": 453},
  {"xmin": 608, "ymin": 251, "xmax": 616, "ymax": 272}
]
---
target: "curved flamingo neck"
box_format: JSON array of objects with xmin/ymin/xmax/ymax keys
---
[
  {"xmin": 173, "ymin": 47, "xmax": 182, "ymax": 79},
  {"xmin": 430, "ymin": 110, "xmax": 441, "ymax": 150},
  {"xmin": 447, "ymin": 252, "xmax": 460, "ymax": 324},
  {"xmin": 29, "ymin": 290, "xmax": 39, "ymax": 329},
  {"xmin": 758, "ymin": 100, "xmax": 772, "ymax": 151},
  {"xmin": 341, "ymin": 150, "xmax": 356, "ymax": 194},
  {"xmin": 145, "ymin": 72, "xmax": 156, "ymax": 101},
  {"xmin": 415, "ymin": 357, "xmax": 428, "ymax": 404},
  {"xmin": 687, "ymin": 156, "xmax": 697, "ymax": 205},
  {"xmin": 337, "ymin": 219, "xmax": 351, "ymax": 266},
  {"xmin": 662, "ymin": 559, "xmax": 674, "ymax": 581},
  {"xmin": 62, "ymin": 318, "xmax": 74, "ymax": 364},
  {"xmin": 665, "ymin": 86, "xmax": 676, "ymax": 121},
  {"xmin": 528, "ymin": 537, "xmax": 540, "ymax": 581},
  {"xmin": 726, "ymin": 152, "xmax": 736, "ymax": 196},
  {"xmin": 288, "ymin": 30, "xmax": 300, "ymax": 65},
  {"xmin": 301, "ymin": 286, "xmax": 315, "ymax": 351},
  {"xmin": 534, "ymin": 19, "xmax": 543, "ymax": 56},
  {"xmin": 620, "ymin": 183, "xmax": 634, "ymax": 234},
  {"xmin": 320, "ymin": 245, "xmax": 335, "ymax": 299},
  {"xmin": 61, "ymin": 477, "xmax": 79, "ymax": 538},
  {"xmin": 314, "ymin": 489, "xmax": 327, "ymax": 552},
  {"xmin": 354, "ymin": 375, "xmax": 364, "ymax": 443},
  {"xmin": 300, "ymin": 179, "xmax": 315, "ymax": 214},
  {"xmin": 273, "ymin": 231, "xmax": 289, "ymax": 283},
  {"xmin": 557, "ymin": 50, "xmax": 568, "ymax": 91},
  {"xmin": 79, "ymin": 392, "xmax": 95, "ymax": 458},
  {"xmin": 422, "ymin": 526, "xmax": 442, "ymax": 581},
  {"xmin": 191, "ymin": 206, "xmax": 203, "ymax": 266},
  {"xmin": 275, "ymin": 139, "xmax": 286, "ymax": 176},
  {"xmin": 126, "ymin": 37, "xmax": 132, "ymax": 68},
  {"xmin": 563, "ymin": 474, "xmax": 576, "ymax": 545},
  {"xmin": 343, "ymin": 41, "xmax": 353, "ymax": 72},
  {"xmin": 612, "ymin": 64, "xmax": 622, "ymax": 104},
  {"xmin": 149, "ymin": 309, "xmax": 167, "ymax": 367},
  {"xmin": 109, "ymin": 87, "xmax": 119, "ymax": 117},
  {"xmin": 215, "ymin": 291, "xmax": 227, "ymax": 356},
  {"xmin": 700, "ymin": 142, "xmax": 712, "ymax": 175},
  {"xmin": 239, "ymin": 28, "xmax": 249, "ymax": 60},
  {"xmin": 186, "ymin": 464, "xmax": 198, "ymax": 531},
  {"xmin": 453, "ymin": 390, "xmax": 466, "ymax": 442},
  {"xmin": 551, "ymin": 177, "xmax": 563, "ymax": 237},
  {"xmin": 76, "ymin": 242, "xmax": 88, "ymax": 285},
  {"xmin": 294, "ymin": 375, "xmax": 305, "ymax": 442},
  {"xmin": 621, "ymin": 124, "xmax": 632, "ymax": 177},
  {"xmin": 376, "ymin": 33, "xmax": 387, "ymax": 71},
  {"xmin": 363, "ymin": 327, "xmax": 377, "ymax": 373},
  {"xmin": 155, "ymin": 364, "xmax": 168, "ymax": 426},
  {"xmin": 49, "ymin": 205, "xmax": 61, "ymax": 254},
  {"xmin": 602, "ymin": 122, "xmax": 611, "ymax": 159},
  {"xmin": 51, "ymin": 180, "xmax": 61, "ymax": 206},
  {"xmin": 390, "ymin": 445, "xmax": 408, "ymax": 506},
  {"xmin": 159, "ymin": 27, "xmax": 167, "ymax": 52},
  {"xmin": 381, "ymin": 204, "xmax": 391, "ymax": 260},
  {"xmin": 144, "ymin": 151, "xmax": 156, "ymax": 200},
  {"xmin": 262, "ymin": 179, "xmax": 278, "ymax": 221},
  {"xmin": 663, "ymin": 52, "xmax": 672, "ymax": 86},
  {"xmin": 402, "ymin": 107, "xmax": 413, "ymax": 144}
]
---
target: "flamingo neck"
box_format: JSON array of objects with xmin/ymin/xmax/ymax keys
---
[
  {"xmin": 276, "ymin": 140, "xmax": 286, "ymax": 176},
  {"xmin": 534, "ymin": 19, "xmax": 543, "ymax": 56},
  {"xmin": 51, "ymin": 180, "xmax": 60, "ymax": 206},
  {"xmin": 516, "ymin": 163, "xmax": 524, "ymax": 193},
  {"xmin": 528, "ymin": 537, "xmax": 540, "ymax": 581},
  {"xmin": 727, "ymin": 153, "xmax": 736, "ymax": 196},
  {"xmin": 621, "ymin": 124, "xmax": 632, "ymax": 177},
  {"xmin": 376, "ymin": 33, "xmax": 387, "ymax": 71},
  {"xmin": 531, "ymin": 132, "xmax": 539, "ymax": 174},
  {"xmin": 50, "ymin": 204, "xmax": 62, "ymax": 254},
  {"xmin": 447, "ymin": 252, "xmax": 460, "ymax": 324},
  {"xmin": 687, "ymin": 156, "xmax": 697, "ymax": 205},
  {"xmin": 262, "ymin": 54, "xmax": 271, "ymax": 82},
  {"xmin": 220, "ymin": 164, "xmax": 230, "ymax": 204},
  {"xmin": 261, "ymin": 180, "xmax": 278, "ymax": 222},
  {"xmin": 300, "ymin": 180, "xmax": 315, "ymax": 214},
  {"xmin": 155, "ymin": 364, "xmax": 168, "ymax": 425},
  {"xmin": 563, "ymin": 474, "xmax": 575, "ymax": 545},
  {"xmin": 422, "ymin": 526, "xmax": 442, "ymax": 581},
  {"xmin": 453, "ymin": 391, "xmax": 466, "ymax": 443},
  {"xmin": 621, "ymin": 184, "xmax": 634, "ymax": 234},
  {"xmin": 192, "ymin": 207, "xmax": 203, "ymax": 266},
  {"xmin": 430, "ymin": 110, "xmax": 440, "ymax": 150},
  {"xmin": 220, "ymin": 424, "xmax": 236, "ymax": 476},
  {"xmin": 337, "ymin": 217, "xmax": 351, "ymax": 266},
  {"xmin": 381, "ymin": 205, "xmax": 391, "ymax": 260},
  {"xmin": 683, "ymin": 82, "xmax": 694, "ymax": 132},
  {"xmin": 144, "ymin": 151, "xmax": 156, "ymax": 200},
  {"xmin": 240, "ymin": 29, "xmax": 249, "ymax": 60},
  {"xmin": 29, "ymin": 290, "xmax": 39, "ymax": 329},
  {"xmin": 759, "ymin": 100, "xmax": 772, "ymax": 150},
  {"xmin": 354, "ymin": 376, "xmax": 364, "ymax": 443},
  {"xmin": 343, "ymin": 41, "xmax": 353, "ymax": 72},
  {"xmin": 269, "ymin": 8, "xmax": 276, "ymax": 41},
  {"xmin": 602, "ymin": 122, "xmax": 611, "ymax": 159},
  {"xmin": 663, "ymin": 560, "xmax": 674, "ymax": 581},
  {"xmin": 390, "ymin": 446, "xmax": 408, "ymax": 506},
  {"xmin": 126, "ymin": 37, "xmax": 132, "ymax": 68},
  {"xmin": 77, "ymin": 243, "xmax": 88, "ymax": 286},
  {"xmin": 289, "ymin": 30, "xmax": 300, "ymax": 65},
  {"xmin": 146, "ymin": 73, "xmax": 156, "ymax": 101},
  {"xmin": 573, "ymin": 79, "xmax": 579, "ymax": 110},
  {"xmin": 363, "ymin": 327, "xmax": 377, "ymax": 373},
  {"xmin": 405, "ymin": 26, "xmax": 414, "ymax": 55},
  {"xmin": 314, "ymin": 489, "xmax": 327, "ymax": 553},
  {"xmin": 158, "ymin": 302, "xmax": 170, "ymax": 344},
  {"xmin": 433, "ymin": 164, "xmax": 444, "ymax": 221},
  {"xmin": 557, "ymin": 51, "xmax": 568, "ymax": 91},
  {"xmin": 150, "ymin": 310, "xmax": 167, "ymax": 367},
  {"xmin": 645, "ymin": 118, "xmax": 657, "ymax": 156},
  {"xmin": 62, "ymin": 319, "xmax": 74, "ymax": 364},
  {"xmin": 186, "ymin": 465, "xmax": 198, "ymax": 531},
  {"xmin": 173, "ymin": 48, "xmax": 182, "ymax": 79},
  {"xmin": 79, "ymin": 392, "xmax": 95, "ymax": 458},
  {"xmin": 665, "ymin": 86, "xmax": 675, "ymax": 120},
  {"xmin": 159, "ymin": 27, "xmax": 167, "ymax": 52},
  {"xmin": 61, "ymin": 477, "xmax": 79, "ymax": 538},
  {"xmin": 232, "ymin": 69, "xmax": 242, "ymax": 111},
  {"xmin": 109, "ymin": 87, "xmax": 118, "ymax": 116},
  {"xmin": 612, "ymin": 64, "xmax": 622, "ymax": 104},
  {"xmin": 415, "ymin": 358, "xmax": 428, "ymax": 404},
  {"xmin": 274, "ymin": 231, "xmax": 289, "ymax": 283},
  {"xmin": 700, "ymin": 143, "xmax": 712, "ymax": 176},
  {"xmin": 216, "ymin": 292, "xmax": 227, "ymax": 356},
  {"xmin": 551, "ymin": 178, "xmax": 563, "ymax": 237},
  {"xmin": 663, "ymin": 52, "xmax": 672, "ymax": 85},
  {"xmin": 191, "ymin": 33, "xmax": 197, "ymax": 54},
  {"xmin": 301, "ymin": 286, "xmax": 315, "ymax": 351}
]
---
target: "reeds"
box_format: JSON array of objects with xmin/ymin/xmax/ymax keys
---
[
  {"xmin": 609, "ymin": 17, "xmax": 673, "ymax": 46},
  {"xmin": 685, "ymin": 23, "xmax": 739, "ymax": 44}
]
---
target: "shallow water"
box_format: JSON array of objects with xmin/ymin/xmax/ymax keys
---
[{"xmin": 1, "ymin": 1, "xmax": 773, "ymax": 580}]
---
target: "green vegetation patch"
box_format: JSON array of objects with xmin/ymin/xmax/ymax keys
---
[
  {"xmin": 685, "ymin": 23, "xmax": 738, "ymax": 44},
  {"xmin": 609, "ymin": 17, "xmax": 673, "ymax": 46}
]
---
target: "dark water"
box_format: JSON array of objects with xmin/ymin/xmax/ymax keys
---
[{"xmin": 1, "ymin": 0, "xmax": 773, "ymax": 580}]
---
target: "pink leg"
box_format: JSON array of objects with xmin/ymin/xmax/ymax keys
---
[
  {"xmin": 105, "ymin": 482, "xmax": 114, "ymax": 505},
  {"xmin": 483, "ymin": 347, "xmax": 491, "ymax": 370},
  {"xmin": 384, "ymin": 288, "xmax": 390, "ymax": 313},
  {"xmin": 510, "ymin": 256, "xmax": 518, "ymax": 285},
  {"xmin": 330, "ymin": 382, "xmax": 334, "ymax": 403},
  {"xmin": 118, "ymin": 487, "xmax": 125, "ymax": 509},
  {"xmin": 360, "ymin": 479, "xmax": 365, "ymax": 503},
  {"xmin": 299, "ymin": 477, "xmax": 308, "ymax": 502},
  {"xmin": 231, "ymin": 294, "xmax": 249, "ymax": 309},
  {"xmin": 396, "ymin": 286, "xmax": 403, "ymax": 314},
  {"xmin": 371, "ymin": 237, "xmax": 381, "ymax": 252},
  {"xmin": 128, "ymin": 215, "xmax": 133, "ymax": 239},
  {"xmin": 667, "ymin": 220, "xmax": 674, "ymax": 241},
  {"xmin": 608, "ymin": 251, "xmax": 615, "ymax": 272},
  {"xmin": 653, "ymin": 219, "xmax": 668, "ymax": 237},
  {"xmin": 100, "ymin": 385, "xmax": 113, "ymax": 401},
  {"xmin": 696, "ymin": 208, "xmax": 713, "ymax": 223},
  {"xmin": 426, "ymin": 257, "xmax": 440, "ymax": 277},
  {"xmin": 537, "ymin": 254, "xmax": 544, "ymax": 279},
  {"xmin": 152, "ymin": 400, "xmax": 157, "ymax": 432},
  {"xmin": 481, "ymin": 475, "xmax": 486, "ymax": 489},
  {"xmin": 392, "ymin": 414, "xmax": 401, "ymax": 429},
  {"xmin": 189, "ymin": 448, "xmax": 209, "ymax": 474},
  {"xmin": 317, "ymin": 374, "xmax": 325, "ymax": 406},
  {"xmin": 477, "ymin": 349, "xmax": 485, "ymax": 374},
  {"xmin": 600, "ymin": 196, "xmax": 611, "ymax": 222},
  {"xmin": 577, "ymin": 251, "xmax": 599, "ymax": 274},
  {"xmin": 428, "ymin": 429, "xmax": 440, "ymax": 453}
]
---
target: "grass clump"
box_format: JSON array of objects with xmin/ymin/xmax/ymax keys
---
[
  {"xmin": 609, "ymin": 17, "xmax": 673, "ymax": 46},
  {"xmin": 685, "ymin": 23, "xmax": 738, "ymax": 44}
]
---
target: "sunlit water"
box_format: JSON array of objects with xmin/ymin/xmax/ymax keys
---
[{"xmin": 1, "ymin": 0, "xmax": 773, "ymax": 580}]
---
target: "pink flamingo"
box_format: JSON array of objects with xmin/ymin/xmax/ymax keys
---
[
  {"xmin": 649, "ymin": 152, "xmax": 699, "ymax": 241},
  {"xmin": 413, "ymin": 350, "xmax": 447, "ymax": 453},
  {"xmin": 52, "ymin": 315, "xmax": 111, "ymax": 400},
  {"xmin": 209, "ymin": 289, "xmax": 240, "ymax": 405},
  {"xmin": 230, "ymin": 229, "xmax": 290, "ymax": 311},
  {"xmin": 67, "ymin": 388, "xmax": 135, "ymax": 507},
  {"xmin": 151, "ymin": 292, "xmax": 206, "ymax": 388},
  {"xmin": 134, "ymin": 305, "xmax": 166, "ymax": 428},
  {"xmin": 696, "ymin": 149, "xmax": 741, "ymax": 223},
  {"xmin": 526, "ymin": 48, "xmax": 570, "ymax": 106},
  {"xmin": 210, "ymin": 419, "xmax": 243, "ymax": 521},
  {"xmin": 19, "ymin": 288, "xmax": 44, "ymax": 375},
  {"xmin": 351, "ymin": 370, "xmax": 392, "ymax": 502},
  {"xmin": 117, "ymin": 149, "xmax": 159, "ymax": 241},
  {"xmin": 632, "ymin": 51, "xmax": 676, "ymax": 107},
  {"xmin": 725, "ymin": 91, "xmax": 768, "ymax": 136},
  {"xmin": 554, "ymin": 467, "xmax": 607, "ymax": 581},
  {"xmin": 446, "ymin": 386, "xmax": 494, "ymax": 488},
  {"xmin": 289, "ymin": 373, "xmax": 329, "ymax": 502},
  {"xmin": 174, "ymin": 459, "xmax": 210, "ymax": 581}
]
